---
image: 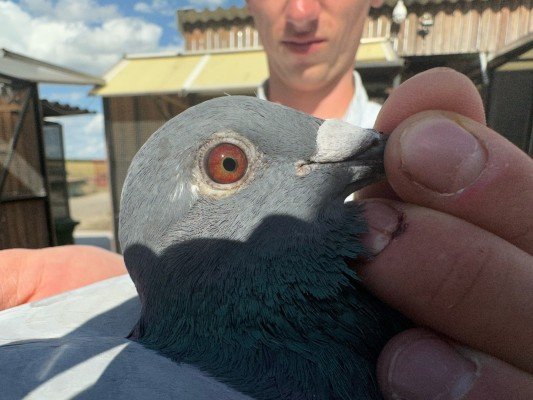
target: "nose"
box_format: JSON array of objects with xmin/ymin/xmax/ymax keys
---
[{"xmin": 286, "ymin": 0, "xmax": 321, "ymax": 32}]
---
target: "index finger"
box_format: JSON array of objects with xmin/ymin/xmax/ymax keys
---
[
  {"xmin": 357, "ymin": 68, "xmax": 485, "ymax": 200},
  {"xmin": 375, "ymin": 67, "xmax": 486, "ymax": 132}
]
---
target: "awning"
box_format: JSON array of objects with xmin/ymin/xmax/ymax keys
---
[
  {"xmin": 0, "ymin": 48, "xmax": 104, "ymax": 85},
  {"xmin": 356, "ymin": 38, "xmax": 401, "ymax": 65},
  {"xmin": 93, "ymin": 39, "xmax": 401, "ymax": 97},
  {"xmin": 184, "ymin": 51, "xmax": 268, "ymax": 94},
  {"xmin": 497, "ymin": 48, "xmax": 533, "ymax": 71},
  {"xmin": 94, "ymin": 54, "xmax": 206, "ymax": 96},
  {"xmin": 489, "ymin": 33, "xmax": 533, "ymax": 72}
]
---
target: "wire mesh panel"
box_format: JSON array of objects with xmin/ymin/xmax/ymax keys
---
[{"xmin": 0, "ymin": 78, "xmax": 54, "ymax": 249}]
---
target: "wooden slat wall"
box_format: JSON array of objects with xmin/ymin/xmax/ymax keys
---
[
  {"xmin": 185, "ymin": 20, "xmax": 260, "ymax": 52},
  {"xmin": 0, "ymin": 83, "xmax": 53, "ymax": 249},
  {"xmin": 0, "ymin": 199, "xmax": 50, "ymax": 248},
  {"xmin": 181, "ymin": 1, "xmax": 533, "ymax": 56},
  {"xmin": 181, "ymin": 1, "xmax": 532, "ymax": 56},
  {"xmin": 0, "ymin": 90, "xmax": 45, "ymax": 199},
  {"xmin": 365, "ymin": 0, "xmax": 533, "ymax": 56}
]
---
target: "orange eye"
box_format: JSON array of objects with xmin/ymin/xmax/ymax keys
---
[{"xmin": 205, "ymin": 143, "xmax": 248, "ymax": 184}]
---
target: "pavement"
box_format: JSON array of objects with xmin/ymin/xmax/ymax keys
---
[
  {"xmin": 74, "ymin": 230, "xmax": 115, "ymax": 251},
  {"xmin": 69, "ymin": 191, "xmax": 113, "ymax": 231},
  {"xmin": 69, "ymin": 191, "xmax": 116, "ymax": 251}
]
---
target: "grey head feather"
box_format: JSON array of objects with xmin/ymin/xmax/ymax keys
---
[{"xmin": 119, "ymin": 96, "xmax": 383, "ymax": 254}]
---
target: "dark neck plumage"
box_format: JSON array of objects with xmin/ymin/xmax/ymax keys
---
[{"xmin": 126, "ymin": 206, "xmax": 408, "ymax": 400}]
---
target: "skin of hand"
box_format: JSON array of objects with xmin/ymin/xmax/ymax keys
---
[
  {"xmin": 356, "ymin": 67, "xmax": 533, "ymax": 400},
  {"xmin": 0, "ymin": 245, "xmax": 126, "ymax": 311}
]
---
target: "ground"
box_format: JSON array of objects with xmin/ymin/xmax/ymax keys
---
[
  {"xmin": 70, "ymin": 191, "xmax": 113, "ymax": 231},
  {"xmin": 69, "ymin": 190, "xmax": 115, "ymax": 251}
]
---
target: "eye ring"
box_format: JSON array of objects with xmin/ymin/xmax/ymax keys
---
[{"xmin": 195, "ymin": 131, "xmax": 258, "ymax": 194}]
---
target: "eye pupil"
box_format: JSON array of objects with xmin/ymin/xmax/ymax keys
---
[{"xmin": 223, "ymin": 157, "xmax": 237, "ymax": 172}]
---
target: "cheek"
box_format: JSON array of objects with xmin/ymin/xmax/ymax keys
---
[{"xmin": 248, "ymin": 4, "xmax": 284, "ymax": 41}]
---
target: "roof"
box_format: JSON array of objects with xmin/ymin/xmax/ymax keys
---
[
  {"xmin": 498, "ymin": 48, "xmax": 533, "ymax": 71},
  {"xmin": 41, "ymin": 99, "xmax": 94, "ymax": 117},
  {"xmin": 0, "ymin": 49, "xmax": 104, "ymax": 85},
  {"xmin": 93, "ymin": 39, "xmax": 401, "ymax": 97},
  {"xmin": 177, "ymin": 2, "xmax": 490, "ymax": 31},
  {"xmin": 178, "ymin": 6, "xmax": 250, "ymax": 32},
  {"xmin": 490, "ymin": 33, "xmax": 533, "ymax": 71}
]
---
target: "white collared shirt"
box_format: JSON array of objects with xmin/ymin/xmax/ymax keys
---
[{"xmin": 256, "ymin": 71, "xmax": 381, "ymax": 128}]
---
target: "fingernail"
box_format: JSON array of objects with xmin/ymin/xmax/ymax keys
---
[
  {"xmin": 386, "ymin": 336, "xmax": 479, "ymax": 400},
  {"xmin": 400, "ymin": 116, "xmax": 487, "ymax": 194},
  {"xmin": 360, "ymin": 201, "xmax": 402, "ymax": 255}
]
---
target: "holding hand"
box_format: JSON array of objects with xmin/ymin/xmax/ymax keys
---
[
  {"xmin": 0, "ymin": 245, "xmax": 126, "ymax": 311},
  {"xmin": 359, "ymin": 68, "xmax": 533, "ymax": 399}
]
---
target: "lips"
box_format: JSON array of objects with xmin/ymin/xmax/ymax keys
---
[{"xmin": 282, "ymin": 38, "xmax": 326, "ymax": 54}]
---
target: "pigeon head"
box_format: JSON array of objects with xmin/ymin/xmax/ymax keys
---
[
  {"xmin": 119, "ymin": 96, "xmax": 407, "ymax": 400},
  {"xmin": 119, "ymin": 95, "xmax": 385, "ymax": 254}
]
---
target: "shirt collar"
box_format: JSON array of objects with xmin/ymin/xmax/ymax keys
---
[{"xmin": 256, "ymin": 70, "xmax": 370, "ymax": 125}]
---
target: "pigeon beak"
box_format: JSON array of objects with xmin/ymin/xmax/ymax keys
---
[{"xmin": 297, "ymin": 119, "xmax": 387, "ymax": 194}]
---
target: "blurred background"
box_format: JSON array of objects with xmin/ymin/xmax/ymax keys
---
[{"xmin": 0, "ymin": 0, "xmax": 531, "ymax": 252}]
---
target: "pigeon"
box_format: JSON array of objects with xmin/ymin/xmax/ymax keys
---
[
  {"xmin": 0, "ymin": 96, "xmax": 408, "ymax": 399},
  {"xmin": 120, "ymin": 96, "xmax": 408, "ymax": 399}
]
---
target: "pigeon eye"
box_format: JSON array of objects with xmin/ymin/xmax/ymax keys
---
[{"xmin": 205, "ymin": 143, "xmax": 248, "ymax": 184}]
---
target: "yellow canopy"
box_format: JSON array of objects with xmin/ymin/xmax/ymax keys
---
[
  {"xmin": 93, "ymin": 39, "xmax": 399, "ymax": 97},
  {"xmin": 188, "ymin": 51, "xmax": 268, "ymax": 94},
  {"xmin": 93, "ymin": 54, "xmax": 205, "ymax": 96}
]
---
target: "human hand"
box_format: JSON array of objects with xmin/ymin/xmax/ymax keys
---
[
  {"xmin": 0, "ymin": 245, "xmax": 126, "ymax": 311},
  {"xmin": 357, "ymin": 68, "xmax": 533, "ymax": 399}
]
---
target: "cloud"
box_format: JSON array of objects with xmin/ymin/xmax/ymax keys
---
[
  {"xmin": 18, "ymin": 0, "xmax": 52, "ymax": 15},
  {"xmin": 133, "ymin": 0, "xmax": 178, "ymax": 16},
  {"xmin": 134, "ymin": 2, "xmax": 153, "ymax": 14},
  {"xmin": 0, "ymin": 1, "xmax": 187, "ymax": 162},
  {"xmin": 20, "ymin": 0, "xmax": 120, "ymax": 23},
  {"xmin": 187, "ymin": 0, "xmax": 227, "ymax": 9},
  {"xmin": 0, "ymin": 1, "xmax": 164, "ymax": 75}
]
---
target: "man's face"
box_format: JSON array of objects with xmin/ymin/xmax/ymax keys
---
[{"xmin": 247, "ymin": 0, "xmax": 379, "ymax": 92}]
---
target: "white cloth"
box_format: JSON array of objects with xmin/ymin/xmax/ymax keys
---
[
  {"xmin": 0, "ymin": 276, "xmax": 252, "ymax": 400},
  {"xmin": 256, "ymin": 71, "xmax": 381, "ymax": 128}
]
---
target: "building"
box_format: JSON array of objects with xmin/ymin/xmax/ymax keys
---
[
  {"xmin": 0, "ymin": 49, "xmax": 103, "ymax": 249},
  {"xmin": 93, "ymin": 3, "xmax": 533, "ymax": 247}
]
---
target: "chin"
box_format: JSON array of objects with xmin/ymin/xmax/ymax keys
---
[{"xmin": 289, "ymin": 67, "xmax": 336, "ymax": 91}]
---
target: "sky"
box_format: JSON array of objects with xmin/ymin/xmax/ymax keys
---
[{"xmin": 0, "ymin": 0, "xmax": 244, "ymax": 159}]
